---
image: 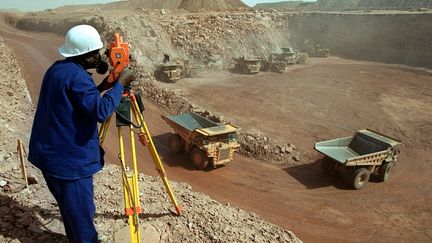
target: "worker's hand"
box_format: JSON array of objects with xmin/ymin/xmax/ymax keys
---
[{"xmin": 118, "ymin": 67, "xmax": 137, "ymax": 86}]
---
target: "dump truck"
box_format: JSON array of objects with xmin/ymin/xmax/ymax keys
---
[
  {"xmin": 154, "ymin": 63, "xmax": 182, "ymax": 82},
  {"xmin": 232, "ymin": 57, "xmax": 261, "ymax": 74},
  {"xmin": 280, "ymin": 47, "xmax": 308, "ymax": 64},
  {"xmin": 179, "ymin": 59, "xmax": 199, "ymax": 78},
  {"xmin": 280, "ymin": 47, "xmax": 298, "ymax": 65},
  {"xmin": 154, "ymin": 56, "xmax": 199, "ymax": 82},
  {"xmin": 314, "ymin": 129, "xmax": 401, "ymax": 190},
  {"xmin": 302, "ymin": 41, "xmax": 330, "ymax": 58},
  {"xmin": 162, "ymin": 112, "xmax": 240, "ymax": 170},
  {"xmin": 261, "ymin": 53, "xmax": 288, "ymax": 73},
  {"xmin": 310, "ymin": 44, "xmax": 330, "ymax": 58}
]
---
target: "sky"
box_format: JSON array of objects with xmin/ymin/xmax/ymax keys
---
[
  {"xmin": 0, "ymin": 0, "xmax": 318, "ymax": 12},
  {"xmin": 0, "ymin": 0, "xmax": 122, "ymax": 12}
]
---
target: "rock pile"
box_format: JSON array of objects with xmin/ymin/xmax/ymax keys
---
[
  {"xmin": 238, "ymin": 131, "xmax": 304, "ymax": 165},
  {"xmin": 156, "ymin": 13, "xmax": 290, "ymax": 69},
  {"xmin": 316, "ymin": 0, "xmax": 361, "ymax": 10},
  {"xmin": 97, "ymin": 0, "xmax": 247, "ymax": 11},
  {"xmin": 179, "ymin": 0, "xmax": 247, "ymax": 10}
]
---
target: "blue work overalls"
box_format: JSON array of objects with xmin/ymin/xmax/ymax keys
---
[{"xmin": 28, "ymin": 58, "xmax": 123, "ymax": 243}]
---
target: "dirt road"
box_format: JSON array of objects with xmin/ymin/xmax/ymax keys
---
[{"xmin": 1, "ymin": 23, "xmax": 431, "ymax": 242}]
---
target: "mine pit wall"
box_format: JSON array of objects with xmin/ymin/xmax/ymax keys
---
[
  {"xmin": 6, "ymin": 12, "xmax": 291, "ymax": 71},
  {"xmin": 289, "ymin": 12, "xmax": 432, "ymax": 69},
  {"xmin": 8, "ymin": 11, "xmax": 432, "ymax": 70}
]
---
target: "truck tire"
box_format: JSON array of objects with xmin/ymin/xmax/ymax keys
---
[
  {"xmin": 168, "ymin": 134, "xmax": 184, "ymax": 153},
  {"xmin": 351, "ymin": 168, "xmax": 370, "ymax": 190},
  {"xmin": 233, "ymin": 64, "xmax": 240, "ymax": 73},
  {"xmin": 154, "ymin": 70, "xmax": 160, "ymax": 80},
  {"xmin": 159, "ymin": 72, "xmax": 169, "ymax": 82},
  {"xmin": 378, "ymin": 162, "xmax": 393, "ymax": 182},
  {"xmin": 188, "ymin": 69, "xmax": 198, "ymax": 78},
  {"xmin": 190, "ymin": 147, "xmax": 209, "ymax": 170}
]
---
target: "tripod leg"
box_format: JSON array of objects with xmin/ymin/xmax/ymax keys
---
[
  {"xmin": 118, "ymin": 126, "xmax": 141, "ymax": 243},
  {"xmin": 128, "ymin": 122, "xmax": 142, "ymax": 220},
  {"xmin": 130, "ymin": 95, "xmax": 182, "ymax": 215},
  {"xmin": 99, "ymin": 115, "xmax": 113, "ymax": 146}
]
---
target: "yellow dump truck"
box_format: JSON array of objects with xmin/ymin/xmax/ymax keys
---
[
  {"xmin": 154, "ymin": 59, "xmax": 198, "ymax": 82},
  {"xmin": 154, "ymin": 63, "xmax": 182, "ymax": 82},
  {"xmin": 162, "ymin": 112, "xmax": 240, "ymax": 170},
  {"xmin": 261, "ymin": 53, "xmax": 288, "ymax": 73},
  {"xmin": 310, "ymin": 44, "xmax": 330, "ymax": 58},
  {"xmin": 232, "ymin": 57, "xmax": 261, "ymax": 74}
]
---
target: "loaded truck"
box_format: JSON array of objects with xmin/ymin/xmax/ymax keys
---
[
  {"xmin": 162, "ymin": 112, "xmax": 240, "ymax": 170},
  {"xmin": 309, "ymin": 44, "xmax": 330, "ymax": 58},
  {"xmin": 154, "ymin": 63, "xmax": 182, "ymax": 82},
  {"xmin": 280, "ymin": 47, "xmax": 308, "ymax": 64},
  {"xmin": 154, "ymin": 56, "xmax": 199, "ymax": 82},
  {"xmin": 232, "ymin": 57, "xmax": 261, "ymax": 74},
  {"xmin": 314, "ymin": 129, "xmax": 401, "ymax": 189},
  {"xmin": 261, "ymin": 53, "xmax": 287, "ymax": 73}
]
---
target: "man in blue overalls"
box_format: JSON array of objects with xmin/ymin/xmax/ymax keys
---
[{"xmin": 28, "ymin": 25, "xmax": 135, "ymax": 243}]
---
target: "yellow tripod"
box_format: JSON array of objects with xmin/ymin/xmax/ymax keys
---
[{"xmin": 99, "ymin": 88, "xmax": 181, "ymax": 243}]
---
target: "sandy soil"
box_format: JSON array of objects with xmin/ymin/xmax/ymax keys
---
[
  {"xmin": 1, "ymin": 22, "xmax": 432, "ymax": 243},
  {"xmin": 163, "ymin": 58, "xmax": 432, "ymax": 242}
]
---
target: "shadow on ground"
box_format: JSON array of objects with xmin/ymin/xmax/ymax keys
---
[{"xmin": 283, "ymin": 158, "xmax": 352, "ymax": 190}]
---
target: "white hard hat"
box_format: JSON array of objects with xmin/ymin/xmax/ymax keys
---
[{"xmin": 58, "ymin": 25, "xmax": 103, "ymax": 57}]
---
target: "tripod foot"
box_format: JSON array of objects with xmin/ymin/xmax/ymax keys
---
[{"xmin": 169, "ymin": 206, "xmax": 182, "ymax": 216}]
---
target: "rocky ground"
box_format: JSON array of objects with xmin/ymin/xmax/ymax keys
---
[{"xmin": 0, "ymin": 37, "xmax": 301, "ymax": 242}]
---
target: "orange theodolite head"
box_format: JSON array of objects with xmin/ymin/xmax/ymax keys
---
[{"xmin": 107, "ymin": 33, "xmax": 129, "ymax": 83}]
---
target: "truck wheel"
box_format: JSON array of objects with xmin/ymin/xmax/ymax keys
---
[
  {"xmin": 378, "ymin": 162, "xmax": 393, "ymax": 182},
  {"xmin": 351, "ymin": 168, "xmax": 370, "ymax": 190},
  {"xmin": 159, "ymin": 72, "xmax": 169, "ymax": 82},
  {"xmin": 233, "ymin": 64, "xmax": 240, "ymax": 73},
  {"xmin": 168, "ymin": 134, "xmax": 184, "ymax": 153},
  {"xmin": 154, "ymin": 70, "xmax": 160, "ymax": 81},
  {"xmin": 190, "ymin": 148, "xmax": 209, "ymax": 170},
  {"xmin": 188, "ymin": 69, "xmax": 198, "ymax": 78}
]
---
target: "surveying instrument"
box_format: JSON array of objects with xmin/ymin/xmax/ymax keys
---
[{"xmin": 98, "ymin": 33, "xmax": 181, "ymax": 243}]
